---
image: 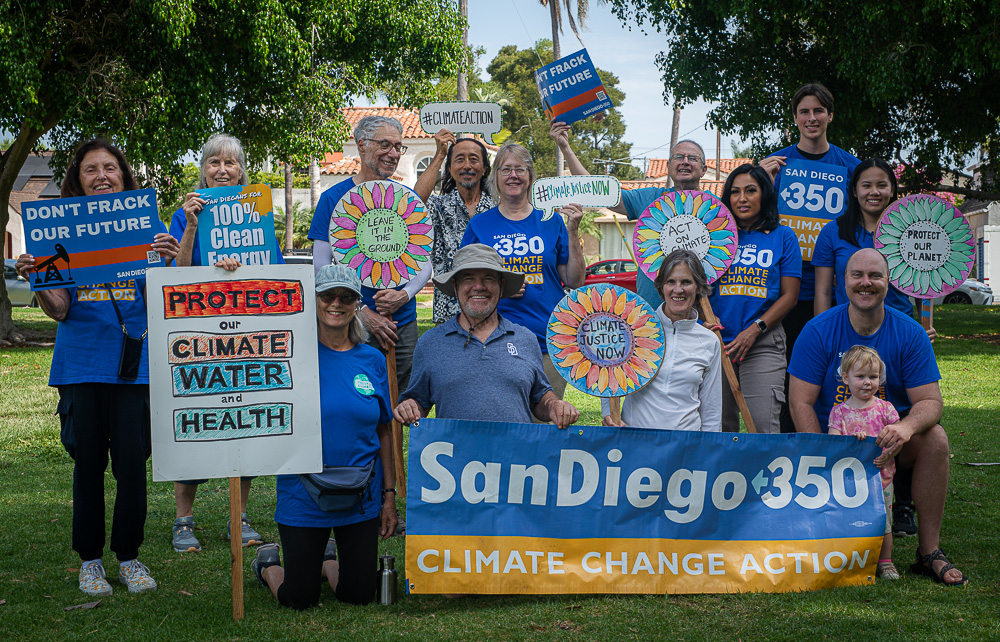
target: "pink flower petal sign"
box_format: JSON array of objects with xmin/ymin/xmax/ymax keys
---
[{"xmin": 329, "ymin": 180, "xmax": 432, "ymax": 289}]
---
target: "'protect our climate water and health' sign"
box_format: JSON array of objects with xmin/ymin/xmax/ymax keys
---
[
  {"xmin": 405, "ymin": 419, "xmax": 885, "ymax": 595},
  {"xmin": 21, "ymin": 189, "xmax": 164, "ymax": 290}
]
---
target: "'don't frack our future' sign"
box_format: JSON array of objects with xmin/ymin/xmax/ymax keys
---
[{"xmin": 534, "ymin": 48, "xmax": 613, "ymax": 125}]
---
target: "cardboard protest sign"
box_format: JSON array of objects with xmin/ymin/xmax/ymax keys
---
[
  {"xmin": 194, "ymin": 184, "xmax": 279, "ymax": 266},
  {"xmin": 534, "ymin": 48, "xmax": 613, "ymax": 125},
  {"xmin": 147, "ymin": 265, "xmax": 322, "ymax": 481},
  {"xmin": 531, "ymin": 175, "xmax": 621, "ymax": 221},
  {"xmin": 546, "ymin": 284, "xmax": 663, "ymax": 397},
  {"xmin": 329, "ymin": 181, "xmax": 432, "ymax": 289},
  {"xmin": 406, "ymin": 418, "xmax": 885, "ymax": 595},
  {"xmin": 21, "ymin": 189, "xmax": 164, "ymax": 290},
  {"xmin": 776, "ymin": 159, "xmax": 852, "ymax": 260},
  {"xmin": 419, "ymin": 101, "xmax": 503, "ymax": 145},
  {"xmin": 874, "ymin": 194, "xmax": 975, "ymax": 298},
  {"xmin": 633, "ymin": 190, "xmax": 738, "ymax": 285}
]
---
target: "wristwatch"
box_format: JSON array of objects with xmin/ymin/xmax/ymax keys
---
[{"xmin": 754, "ymin": 318, "xmax": 768, "ymax": 333}]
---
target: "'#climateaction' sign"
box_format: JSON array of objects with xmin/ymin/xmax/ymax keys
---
[
  {"xmin": 534, "ymin": 48, "xmax": 613, "ymax": 125},
  {"xmin": 406, "ymin": 419, "xmax": 885, "ymax": 595}
]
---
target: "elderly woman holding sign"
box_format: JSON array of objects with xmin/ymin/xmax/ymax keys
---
[
  {"xmin": 252, "ymin": 264, "xmax": 398, "ymax": 609},
  {"xmin": 15, "ymin": 140, "xmax": 179, "ymax": 597},
  {"xmin": 167, "ymin": 133, "xmax": 280, "ymax": 554},
  {"xmin": 708, "ymin": 164, "xmax": 801, "ymax": 434},
  {"xmin": 460, "ymin": 142, "xmax": 586, "ymax": 399},
  {"xmin": 600, "ymin": 250, "xmax": 722, "ymax": 431}
]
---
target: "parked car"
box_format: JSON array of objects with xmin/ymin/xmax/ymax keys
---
[
  {"xmin": 4, "ymin": 259, "xmax": 37, "ymax": 307},
  {"xmin": 282, "ymin": 254, "xmax": 313, "ymax": 266},
  {"xmin": 584, "ymin": 258, "xmax": 637, "ymax": 292},
  {"xmin": 909, "ymin": 279, "xmax": 993, "ymax": 306}
]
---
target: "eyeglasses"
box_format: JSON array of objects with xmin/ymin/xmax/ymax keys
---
[
  {"xmin": 670, "ymin": 153, "xmax": 703, "ymax": 164},
  {"xmin": 498, "ymin": 166, "xmax": 529, "ymax": 177},
  {"xmin": 366, "ymin": 139, "xmax": 407, "ymax": 155},
  {"xmin": 319, "ymin": 291, "xmax": 360, "ymax": 304}
]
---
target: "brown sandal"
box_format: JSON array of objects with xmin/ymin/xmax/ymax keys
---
[{"xmin": 910, "ymin": 548, "xmax": 968, "ymax": 586}]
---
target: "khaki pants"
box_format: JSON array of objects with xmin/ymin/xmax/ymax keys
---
[{"xmin": 721, "ymin": 324, "xmax": 786, "ymax": 434}]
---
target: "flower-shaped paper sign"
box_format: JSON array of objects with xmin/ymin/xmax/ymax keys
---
[
  {"xmin": 632, "ymin": 190, "xmax": 737, "ymax": 285},
  {"xmin": 874, "ymin": 194, "xmax": 975, "ymax": 299},
  {"xmin": 546, "ymin": 284, "xmax": 664, "ymax": 398},
  {"xmin": 329, "ymin": 181, "xmax": 432, "ymax": 289}
]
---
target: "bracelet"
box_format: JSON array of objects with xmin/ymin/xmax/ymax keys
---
[{"xmin": 382, "ymin": 488, "xmax": 397, "ymax": 498}]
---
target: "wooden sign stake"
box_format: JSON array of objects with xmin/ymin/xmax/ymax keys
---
[
  {"xmin": 609, "ymin": 396, "xmax": 622, "ymax": 425},
  {"xmin": 699, "ymin": 299, "xmax": 756, "ymax": 434},
  {"xmin": 229, "ymin": 477, "xmax": 244, "ymax": 621},
  {"xmin": 384, "ymin": 313, "xmax": 407, "ymax": 497},
  {"xmin": 920, "ymin": 299, "xmax": 934, "ymax": 333}
]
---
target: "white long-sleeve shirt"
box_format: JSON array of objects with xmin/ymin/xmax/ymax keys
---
[{"xmin": 601, "ymin": 305, "xmax": 722, "ymax": 431}]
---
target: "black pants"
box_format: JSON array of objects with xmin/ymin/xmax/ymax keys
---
[
  {"xmin": 58, "ymin": 384, "xmax": 151, "ymax": 562},
  {"xmin": 779, "ymin": 299, "xmax": 814, "ymax": 433},
  {"xmin": 276, "ymin": 518, "xmax": 379, "ymax": 610}
]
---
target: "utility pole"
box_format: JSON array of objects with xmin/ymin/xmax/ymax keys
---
[{"xmin": 549, "ymin": 1, "xmax": 564, "ymax": 176}]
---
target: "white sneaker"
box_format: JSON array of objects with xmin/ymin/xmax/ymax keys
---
[
  {"xmin": 119, "ymin": 560, "xmax": 158, "ymax": 594},
  {"xmin": 79, "ymin": 562, "xmax": 113, "ymax": 597}
]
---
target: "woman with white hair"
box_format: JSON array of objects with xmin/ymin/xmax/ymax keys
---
[
  {"xmin": 459, "ymin": 143, "xmax": 586, "ymax": 399},
  {"xmin": 167, "ymin": 133, "xmax": 285, "ymax": 554}
]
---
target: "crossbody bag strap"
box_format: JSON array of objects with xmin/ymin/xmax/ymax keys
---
[{"xmin": 103, "ymin": 283, "xmax": 149, "ymax": 340}]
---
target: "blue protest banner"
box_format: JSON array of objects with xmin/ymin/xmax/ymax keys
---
[
  {"xmin": 194, "ymin": 184, "xmax": 279, "ymax": 266},
  {"xmin": 406, "ymin": 418, "xmax": 886, "ymax": 595},
  {"xmin": 776, "ymin": 159, "xmax": 852, "ymax": 260},
  {"xmin": 534, "ymin": 48, "xmax": 613, "ymax": 125},
  {"xmin": 22, "ymin": 189, "xmax": 164, "ymax": 290}
]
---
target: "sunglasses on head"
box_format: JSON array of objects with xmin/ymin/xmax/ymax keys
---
[{"xmin": 319, "ymin": 291, "xmax": 359, "ymax": 304}]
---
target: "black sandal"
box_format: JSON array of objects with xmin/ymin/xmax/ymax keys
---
[{"xmin": 910, "ymin": 548, "xmax": 968, "ymax": 586}]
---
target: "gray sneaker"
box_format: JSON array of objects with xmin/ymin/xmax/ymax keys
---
[
  {"xmin": 225, "ymin": 513, "xmax": 262, "ymax": 546},
  {"xmin": 172, "ymin": 516, "xmax": 202, "ymax": 553},
  {"xmin": 252, "ymin": 543, "xmax": 281, "ymax": 587},
  {"xmin": 119, "ymin": 560, "xmax": 158, "ymax": 593},
  {"xmin": 79, "ymin": 562, "xmax": 113, "ymax": 597}
]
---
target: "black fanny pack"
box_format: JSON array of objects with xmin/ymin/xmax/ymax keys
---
[{"xmin": 297, "ymin": 457, "xmax": 376, "ymax": 513}]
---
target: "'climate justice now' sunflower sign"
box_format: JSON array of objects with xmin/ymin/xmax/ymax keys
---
[
  {"xmin": 632, "ymin": 190, "xmax": 738, "ymax": 285},
  {"xmin": 546, "ymin": 284, "xmax": 664, "ymax": 397},
  {"xmin": 873, "ymin": 194, "xmax": 975, "ymax": 299},
  {"xmin": 328, "ymin": 181, "xmax": 432, "ymax": 289}
]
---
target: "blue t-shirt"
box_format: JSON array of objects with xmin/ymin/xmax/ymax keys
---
[
  {"xmin": 169, "ymin": 207, "xmax": 285, "ymax": 267},
  {"xmin": 275, "ymin": 342, "xmax": 392, "ymax": 527},
  {"xmin": 460, "ymin": 207, "xmax": 570, "ymax": 353},
  {"xmin": 812, "ymin": 220, "xmax": 915, "ymax": 318},
  {"xmin": 308, "ymin": 177, "xmax": 417, "ymax": 326},
  {"xmin": 769, "ymin": 144, "xmax": 860, "ymax": 300},
  {"xmin": 787, "ymin": 304, "xmax": 940, "ymax": 432},
  {"xmin": 706, "ymin": 225, "xmax": 802, "ymax": 343},
  {"xmin": 621, "ymin": 186, "xmax": 675, "ymax": 308},
  {"xmin": 403, "ymin": 315, "xmax": 551, "ymax": 423}
]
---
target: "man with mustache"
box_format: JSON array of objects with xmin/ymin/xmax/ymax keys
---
[
  {"xmin": 413, "ymin": 130, "xmax": 495, "ymax": 323},
  {"xmin": 788, "ymin": 248, "xmax": 967, "ymax": 587}
]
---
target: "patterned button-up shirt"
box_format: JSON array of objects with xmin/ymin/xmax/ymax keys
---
[{"xmin": 427, "ymin": 189, "xmax": 496, "ymax": 323}]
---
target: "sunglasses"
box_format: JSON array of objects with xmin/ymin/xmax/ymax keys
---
[{"xmin": 319, "ymin": 291, "xmax": 360, "ymax": 304}]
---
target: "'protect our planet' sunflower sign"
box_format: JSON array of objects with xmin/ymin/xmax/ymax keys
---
[
  {"xmin": 874, "ymin": 194, "xmax": 974, "ymax": 299},
  {"xmin": 546, "ymin": 284, "xmax": 664, "ymax": 397},
  {"xmin": 329, "ymin": 181, "xmax": 432, "ymax": 289},
  {"xmin": 633, "ymin": 190, "xmax": 738, "ymax": 285}
]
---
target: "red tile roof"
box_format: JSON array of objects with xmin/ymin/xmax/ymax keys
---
[
  {"xmin": 645, "ymin": 159, "xmax": 670, "ymax": 179},
  {"xmin": 621, "ymin": 179, "xmax": 724, "ymax": 196},
  {"xmin": 645, "ymin": 157, "xmax": 750, "ymax": 179},
  {"xmin": 342, "ymin": 107, "xmax": 432, "ymax": 140},
  {"xmin": 319, "ymin": 154, "xmax": 403, "ymax": 181}
]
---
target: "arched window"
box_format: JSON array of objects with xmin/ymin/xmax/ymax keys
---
[{"xmin": 415, "ymin": 156, "xmax": 435, "ymax": 181}]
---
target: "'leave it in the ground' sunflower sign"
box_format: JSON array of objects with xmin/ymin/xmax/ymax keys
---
[
  {"xmin": 874, "ymin": 194, "xmax": 974, "ymax": 299},
  {"xmin": 329, "ymin": 181, "xmax": 432, "ymax": 289},
  {"xmin": 632, "ymin": 190, "xmax": 738, "ymax": 285},
  {"xmin": 546, "ymin": 284, "xmax": 664, "ymax": 397}
]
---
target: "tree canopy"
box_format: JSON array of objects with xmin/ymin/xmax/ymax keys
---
[
  {"xmin": 0, "ymin": 0, "xmax": 466, "ymax": 341},
  {"xmin": 609, "ymin": 0, "xmax": 1000, "ymax": 198},
  {"xmin": 486, "ymin": 40, "xmax": 643, "ymax": 180}
]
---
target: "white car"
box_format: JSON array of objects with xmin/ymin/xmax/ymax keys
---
[
  {"xmin": 4, "ymin": 259, "xmax": 37, "ymax": 307},
  {"xmin": 916, "ymin": 279, "xmax": 994, "ymax": 306}
]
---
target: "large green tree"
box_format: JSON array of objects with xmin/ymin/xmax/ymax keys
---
[
  {"xmin": 0, "ymin": 0, "xmax": 465, "ymax": 342},
  {"xmin": 609, "ymin": 0, "xmax": 1000, "ymax": 198},
  {"xmin": 487, "ymin": 40, "xmax": 643, "ymax": 180}
]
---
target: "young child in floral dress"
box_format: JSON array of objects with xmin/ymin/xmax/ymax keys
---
[{"xmin": 828, "ymin": 345, "xmax": 900, "ymax": 580}]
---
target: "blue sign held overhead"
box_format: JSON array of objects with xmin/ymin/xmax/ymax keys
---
[{"xmin": 534, "ymin": 49, "xmax": 614, "ymax": 125}]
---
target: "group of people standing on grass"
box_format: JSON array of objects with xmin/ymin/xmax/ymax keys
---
[{"xmin": 14, "ymin": 81, "xmax": 966, "ymax": 609}]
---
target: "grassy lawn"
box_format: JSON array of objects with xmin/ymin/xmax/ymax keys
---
[{"xmin": 1, "ymin": 304, "xmax": 997, "ymax": 640}]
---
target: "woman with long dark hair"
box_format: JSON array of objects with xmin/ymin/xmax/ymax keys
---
[{"xmin": 708, "ymin": 163, "xmax": 801, "ymax": 433}]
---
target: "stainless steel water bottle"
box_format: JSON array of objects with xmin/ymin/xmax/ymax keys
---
[{"xmin": 377, "ymin": 554, "xmax": 397, "ymax": 605}]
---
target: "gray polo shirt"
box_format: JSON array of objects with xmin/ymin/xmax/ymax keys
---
[{"xmin": 402, "ymin": 314, "xmax": 552, "ymax": 423}]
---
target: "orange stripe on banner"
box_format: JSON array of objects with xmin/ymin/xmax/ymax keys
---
[
  {"xmin": 548, "ymin": 86, "xmax": 607, "ymax": 119},
  {"xmin": 405, "ymin": 535, "xmax": 882, "ymax": 595},
  {"xmin": 32, "ymin": 244, "xmax": 155, "ymax": 271}
]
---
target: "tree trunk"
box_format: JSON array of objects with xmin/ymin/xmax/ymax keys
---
[
  {"xmin": 668, "ymin": 103, "xmax": 681, "ymax": 188},
  {"xmin": 309, "ymin": 158, "xmax": 320, "ymax": 210},
  {"xmin": 457, "ymin": 0, "xmax": 469, "ymax": 102},
  {"xmin": 550, "ymin": 2, "xmax": 564, "ymax": 176},
  {"xmin": 284, "ymin": 162, "xmax": 294, "ymax": 253}
]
